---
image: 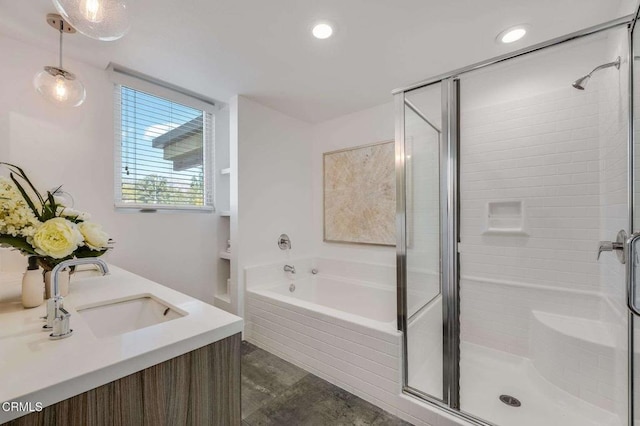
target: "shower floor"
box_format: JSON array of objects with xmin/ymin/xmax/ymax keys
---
[{"xmin": 411, "ymin": 343, "xmax": 621, "ymax": 426}]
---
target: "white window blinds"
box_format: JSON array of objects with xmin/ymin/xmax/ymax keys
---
[{"xmin": 114, "ymin": 84, "xmax": 214, "ymax": 210}]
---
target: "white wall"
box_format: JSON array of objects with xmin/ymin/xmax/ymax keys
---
[
  {"xmin": 233, "ymin": 95, "xmax": 314, "ymax": 316},
  {"xmin": 233, "ymin": 87, "xmax": 409, "ymax": 309},
  {"xmin": 310, "ymin": 102, "xmax": 396, "ymax": 266},
  {"xmin": 0, "ymin": 35, "xmax": 225, "ymax": 303}
]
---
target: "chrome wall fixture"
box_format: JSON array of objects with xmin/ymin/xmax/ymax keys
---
[
  {"xmin": 572, "ymin": 56, "xmax": 621, "ymax": 90},
  {"xmin": 33, "ymin": 14, "xmax": 86, "ymax": 107},
  {"xmin": 395, "ymin": 13, "xmax": 637, "ymax": 426},
  {"xmin": 278, "ymin": 234, "xmax": 291, "ymax": 250}
]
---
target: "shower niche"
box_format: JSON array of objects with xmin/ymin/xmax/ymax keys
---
[{"xmin": 485, "ymin": 200, "xmax": 525, "ymax": 234}]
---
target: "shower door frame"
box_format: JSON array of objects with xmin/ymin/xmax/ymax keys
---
[
  {"xmin": 395, "ymin": 13, "xmax": 637, "ymax": 426},
  {"xmin": 629, "ymin": 4, "xmax": 640, "ymax": 425}
]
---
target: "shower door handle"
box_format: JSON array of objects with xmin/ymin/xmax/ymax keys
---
[{"xmin": 627, "ymin": 233, "xmax": 640, "ymax": 317}]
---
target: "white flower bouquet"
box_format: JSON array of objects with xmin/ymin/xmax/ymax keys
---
[{"xmin": 0, "ymin": 163, "xmax": 112, "ymax": 271}]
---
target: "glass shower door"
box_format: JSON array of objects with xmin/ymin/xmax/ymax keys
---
[
  {"xmin": 397, "ymin": 15, "xmax": 636, "ymax": 426},
  {"xmin": 457, "ymin": 27, "xmax": 630, "ymax": 426},
  {"xmin": 398, "ymin": 82, "xmax": 445, "ymax": 401}
]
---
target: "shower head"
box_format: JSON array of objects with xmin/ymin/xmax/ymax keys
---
[
  {"xmin": 571, "ymin": 56, "xmax": 621, "ymax": 90},
  {"xmin": 572, "ymin": 75, "xmax": 590, "ymax": 90}
]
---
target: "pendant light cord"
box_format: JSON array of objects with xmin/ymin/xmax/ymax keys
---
[{"xmin": 58, "ymin": 21, "xmax": 63, "ymax": 69}]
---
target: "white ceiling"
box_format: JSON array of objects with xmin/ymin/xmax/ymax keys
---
[{"xmin": 0, "ymin": 0, "xmax": 635, "ymax": 123}]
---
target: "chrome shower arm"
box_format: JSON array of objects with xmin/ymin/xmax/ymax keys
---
[
  {"xmin": 572, "ymin": 56, "xmax": 621, "ymax": 90},
  {"xmin": 586, "ymin": 56, "xmax": 621, "ymax": 77}
]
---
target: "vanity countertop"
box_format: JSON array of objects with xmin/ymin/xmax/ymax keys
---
[{"xmin": 0, "ymin": 265, "xmax": 243, "ymax": 423}]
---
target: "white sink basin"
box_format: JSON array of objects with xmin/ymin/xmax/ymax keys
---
[{"xmin": 77, "ymin": 295, "xmax": 186, "ymax": 338}]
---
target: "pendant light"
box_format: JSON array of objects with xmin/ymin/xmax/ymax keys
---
[
  {"xmin": 52, "ymin": 0, "xmax": 130, "ymax": 41},
  {"xmin": 33, "ymin": 14, "xmax": 86, "ymax": 107}
]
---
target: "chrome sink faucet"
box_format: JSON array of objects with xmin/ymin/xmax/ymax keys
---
[
  {"xmin": 43, "ymin": 258, "xmax": 110, "ymax": 340},
  {"xmin": 284, "ymin": 264, "xmax": 296, "ymax": 274}
]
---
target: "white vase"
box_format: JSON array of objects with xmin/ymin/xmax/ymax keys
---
[
  {"xmin": 44, "ymin": 270, "xmax": 70, "ymax": 299},
  {"xmin": 21, "ymin": 269, "xmax": 44, "ymax": 308}
]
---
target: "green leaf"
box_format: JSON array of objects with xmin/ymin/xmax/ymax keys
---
[
  {"xmin": 0, "ymin": 235, "xmax": 37, "ymax": 255},
  {"xmin": 41, "ymin": 191, "xmax": 59, "ymax": 221},
  {"xmin": 0, "ymin": 163, "xmax": 45, "ymax": 207},
  {"xmin": 9, "ymin": 173, "xmax": 42, "ymax": 220},
  {"xmin": 45, "ymin": 186, "xmax": 65, "ymax": 219},
  {"xmin": 75, "ymin": 246, "xmax": 108, "ymax": 258}
]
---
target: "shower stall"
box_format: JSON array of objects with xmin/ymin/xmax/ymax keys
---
[{"xmin": 396, "ymin": 10, "xmax": 640, "ymax": 426}]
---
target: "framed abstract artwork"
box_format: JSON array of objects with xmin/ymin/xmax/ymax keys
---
[{"xmin": 323, "ymin": 140, "xmax": 395, "ymax": 246}]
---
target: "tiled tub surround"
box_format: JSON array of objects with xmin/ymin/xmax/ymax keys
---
[
  {"xmin": 244, "ymin": 258, "xmax": 462, "ymax": 426},
  {"xmin": 245, "ymin": 259, "xmax": 401, "ymax": 414}
]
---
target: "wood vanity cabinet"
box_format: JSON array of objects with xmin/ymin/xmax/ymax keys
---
[{"xmin": 5, "ymin": 333, "xmax": 241, "ymax": 426}]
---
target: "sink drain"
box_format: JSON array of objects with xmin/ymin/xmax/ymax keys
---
[{"xmin": 499, "ymin": 395, "xmax": 521, "ymax": 407}]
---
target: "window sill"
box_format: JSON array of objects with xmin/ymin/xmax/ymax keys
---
[{"xmin": 114, "ymin": 203, "xmax": 215, "ymax": 213}]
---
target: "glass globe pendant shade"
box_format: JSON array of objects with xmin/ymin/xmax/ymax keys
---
[
  {"xmin": 52, "ymin": 0, "xmax": 130, "ymax": 41},
  {"xmin": 33, "ymin": 67, "xmax": 86, "ymax": 107}
]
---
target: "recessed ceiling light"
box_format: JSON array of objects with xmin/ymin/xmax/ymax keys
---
[
  {"xmin": 497, "ymin": 25, "xmax": 528, "ymax": 44},
  {"xmin": 312, "ymin": 23, "xmax": 333, "ymax": 39}
]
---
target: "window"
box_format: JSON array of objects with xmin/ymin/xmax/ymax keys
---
[{"xmin": 113, "ymin": 75, "xmax": 214, "ymax": 211}]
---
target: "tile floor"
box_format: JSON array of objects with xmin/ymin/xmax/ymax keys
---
[{"xmin": 241, "ymin": 341, "xmax": 411, "ymax": 426}]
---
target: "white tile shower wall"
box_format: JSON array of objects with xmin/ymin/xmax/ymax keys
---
[
  {"xmin": 459, "ymin": 71, "xmax": 629, "ymax": 414},
  {"xmin": 598, "ymin": 50, "xmax": 628, "ymax": 322},
  {"xmin": 460, "ymin": 87, "xmax": 602, "ymax": 292},
  {"xmin": 461, "ymin": 277, "xmax": 603, "ymax": 355},
  {"xmin": 459, "ymin": 86, "xmax": 606, "ymax": 355},
  {"xmin": 598, "ymin": 28, "xmax": 629, "ymax": 423}
]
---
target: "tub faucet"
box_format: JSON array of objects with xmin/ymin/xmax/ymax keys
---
[
  {"xmin": 43, "ymin": 258, "xmax": 110, "ymax": 340},
  {"xmin": 284, "ymin": 264, "xmax": 296, "ymax": 274}
]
